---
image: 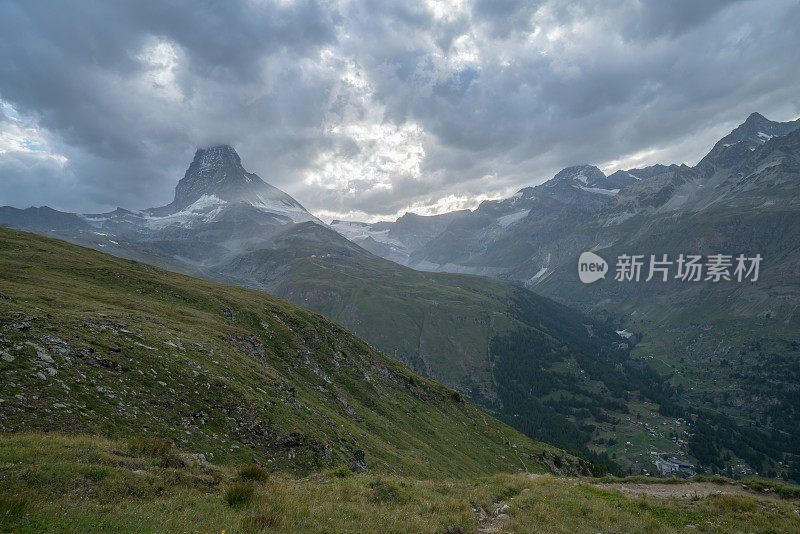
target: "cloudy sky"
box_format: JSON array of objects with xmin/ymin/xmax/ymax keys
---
[{"xmin": 1, "ymin": 0, "xmax": 799, "ymax": 222}]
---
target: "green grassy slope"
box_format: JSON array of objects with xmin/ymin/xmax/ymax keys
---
[
  {"xmin": 16, "ymin": 222, "xmax": 668, "ymax": 474},
  {"xmin": 219, "ymin": 241, "xmax": 667, "ymax": 472},
  {"xmin": 216, "ymin": 224, "xmax": 628, "ymax": 399},
  {"xmin": 0, "ymin": 227, "xmax": 582, "ymax": 479},
  {"xmin": 2, "ymin": 433, "xmax": 800, "ymax": 533}
]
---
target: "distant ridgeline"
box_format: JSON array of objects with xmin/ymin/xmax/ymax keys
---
[{"xmin": 3, "ymin": 112, "xmax": 800, "ymax": 479}]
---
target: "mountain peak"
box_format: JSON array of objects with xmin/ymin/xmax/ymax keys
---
[
  {"xmin": 185, "ymin": 144, "xmax": 253, "ymax": 183},
  {"xmin": 542, "ymin": 164, "xmax": 640, "ymax": 193},
  {"xmin": 728, "ymin": 111, "xmax": 800, "ymax": 142},
  {"xmin": 159, "ymin": 144, "xmax": 321, "ymax": 224},
  {"xmin": 550, "ymin": 165, "xmax": 606, "ymax": 187},
  {"xmin": 744, "ymin": 111, "xmax": 768, "ymax": 124},
  {"xmin": 172, "ymin": 144, "xmax": 268, "ymax": 208},
  {"xmin": 697, "ymin": 112, "xmax": 800, "ymax": 174},
  {"xmin": 193, "ymin": 144, "xmax": 242, "ymax": 170}
]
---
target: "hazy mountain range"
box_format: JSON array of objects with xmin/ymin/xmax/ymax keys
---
[
  {"xmin": 334, "ymin": 112, "xmax": 800, "ymax": 282},
  {"xmin": 3, "ymin": 111, "xmax": 800, "ymax": 480}
]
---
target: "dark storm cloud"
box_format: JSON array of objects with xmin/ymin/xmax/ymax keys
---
[
  {"xmin": 617, "ymin": 0, "xmax": 747, "ymax": 39},
  {"xmin": 0, "ymin": 0, "xmax": 799, "ymax": 219}
]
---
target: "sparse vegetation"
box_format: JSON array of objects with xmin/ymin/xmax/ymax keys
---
[
  {"xmin": 1, "ymin": 433, "xmax": 799, "ymax": 533},
  {"xmin": 224, "ymin": 483, "xmax": 256, "ymax": 509},
  {"xmin": 238, "ymin": 464, "xmax": 269, "ymax": 483},
  {"xmin": 127, "ymin": 437, "xmax": 174, "ymax": 458}
]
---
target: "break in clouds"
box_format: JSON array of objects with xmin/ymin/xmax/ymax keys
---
[{"xmin": 1, "ymin": 0, "xmax": 799, "ymax": 221}]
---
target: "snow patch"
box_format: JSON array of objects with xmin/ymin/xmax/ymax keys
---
[
  {"xmin": 496, "ymin": 209, "xmax": 529, "ymax": 228},
  {"xmin": 187, "ymin": 194, "xmax": 226, "ymax": 212},
  {"xmin": 527, "ymin": 253, "xmax": 551, "ymax": 284},
  {"xmin": 576, "ymin": 185, "xmax": 619, "ymax": 196},
  {"xmin": 528, "ymin": 266, "xmax": 548, "ymax": 283},
  {"xmin": 330, "ymin": 221, "xmax": 404, "ymax": 248},
  {"xmin": 143, "ymin": 194, "xmax": 227, "ymax": 229},
  {"xmin": 251, "ymin": 193, "xmax": 317, "ymax": 224}
]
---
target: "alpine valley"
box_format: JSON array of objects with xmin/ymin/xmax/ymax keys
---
[{"xmin": 3, "ymin": 112, "xmax": 800, "ymax": 483}]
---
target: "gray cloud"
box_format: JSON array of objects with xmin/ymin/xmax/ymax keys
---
[{"xmin": 0, "ymin": 0, "xmax": 799, "ymax": 220}]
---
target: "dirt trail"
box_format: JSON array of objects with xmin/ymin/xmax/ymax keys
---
[
  {"xmin": 474, "ymin": 474, "xmax": 797, "ymax": 532},
  {"xmin": 596, "ymin": 480, "xmax": 790, "ymax": 502},
  {"xmin": 474, "ymin": 498, "xmax": 517, "ymax": 533}
]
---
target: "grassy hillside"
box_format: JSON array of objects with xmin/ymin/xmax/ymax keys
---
[
  {"xmin": 0, "ymin": 226, "xmax": 581, "ymax": 479},
  {"xmin": 218, "ymin": 236, "xmax": 671, "ymax": 471},
  {"xmin": 2, "ymin": 433, "xmax": 800, "ymax": 533},
  {"xmin": 15, "ymin": 222, "xmax": 672, "ymax": 475}
]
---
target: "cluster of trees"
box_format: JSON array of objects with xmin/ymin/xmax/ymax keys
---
[
  {"xmin": 686, "ymin": 338, "xmax": 800, "ymax": 482},
  {"xmin": 488, "ymin": 320, "xmax": 654, "ymax": 475},
  {"xmin": 484, "ymin": 294, "xmax": 800, "ymax": 482}
]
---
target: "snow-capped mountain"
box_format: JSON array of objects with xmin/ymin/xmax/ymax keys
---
[
  {"xmin": 167, "ymin": 145, "xmax": 315, "ymax": 220},
  {"xmin": 326, "ymin": 112, "xmax": 800, "ymax": 283},
  {"xmin": 542, "ymin": 164, "xmax": 635, "ymax": 196},
  {"xmin": 0, "ymin": 145, "xmax": 326, "ymax": 268},
  {"xmin": 329, "ymin": 164, "xmax": 637, "ymax": 273},
  {"xmin": 329, "ymin": 210, "xmax": 470, "ymax": 264},
  {"xmin": 697, "ymin": 112, "xmax": 800, "ymax": 175},
  {"xmin": 401, "ymin": 165, "xmax": 635, "ymax": 273},
  {"xmin": 77, "ymin": 145, "xmax": 320, "ymax": 241}
]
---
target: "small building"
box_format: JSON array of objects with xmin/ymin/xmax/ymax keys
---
[{"xmin": 654, "ymin": 456, "xmax": 695, "ymax": 478}]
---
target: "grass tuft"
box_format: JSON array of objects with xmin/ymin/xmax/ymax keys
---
[
  {"xmin": 238, "ymin": 464, "xmax": 269, "ymax": 483},
  {"xmin": 127, "ymin": 437, "xmax": 183, "ymax": 468},
  {"xmin": 329, "ymin": 466, "xmax": 352, "ymax": 478},
  {"xmin": 224, "ymin": 482, "xmax": 256, "ymax": 509},
  {"xmin": 242, "ymin": 513, "xmax": 282, "ymax": 531},
  {"xmin": 128, "ymin": 437, "xmax": 173, "ymax": 457},
  {"xmin": 369, "ymin": 478, "xmax": 404, "ymax": 503},
  {"xmin": 0, "ymin": 494, "xmax": 28, "ymax": 522},
  {"xmin": 82, "ymin": 466, "xmax": 109, "ymax": 483}
]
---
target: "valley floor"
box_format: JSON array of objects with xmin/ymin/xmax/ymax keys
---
[{"xmin": 1, "ymin": 434, "xmax": 799, "ymax": 533}]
